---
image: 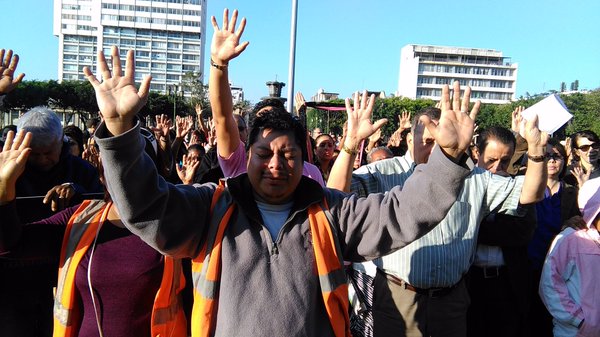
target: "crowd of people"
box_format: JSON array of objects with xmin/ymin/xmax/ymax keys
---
[{"xmin": 0, "ymin": 8, "xmax": 599, "ymax": 337}]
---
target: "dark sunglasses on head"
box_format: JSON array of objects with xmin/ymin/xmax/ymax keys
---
[
  {"xmin": 577, "ymin": 143, "xmax": 600, "ymax": 152},
  {"xmin": 546, "ymin": 153, "xmax": 563, "ymax": 161}
]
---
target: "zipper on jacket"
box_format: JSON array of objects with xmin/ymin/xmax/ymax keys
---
[{"xmin": 271, "ymin": 242, "xmax": 278, "ymax": 255}]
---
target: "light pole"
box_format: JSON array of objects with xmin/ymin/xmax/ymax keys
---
[
  {"xmin": 168, "ymin": 84, "xmax": 183, "ymax": 122},
  {"xmin": 286, "ymin": 0, "xmax": 299, "ymax": 114}
]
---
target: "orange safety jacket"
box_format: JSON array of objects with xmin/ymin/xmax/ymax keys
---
[
  {"xmin": 53, "ymin": 199, "xmax": 187, "ymax": 337},
  {"xmin": 190, "ymin": 184, "xmax": 351, "ymax": 337}
]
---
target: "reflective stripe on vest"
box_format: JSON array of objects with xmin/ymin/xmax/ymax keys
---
[
  {"xmin": 191, "ymin": 185, "xmax": 351, "ymax": 337},
  {"xmin": 53, "ymin": 200, "xmax": 187, "ymax": 337}
]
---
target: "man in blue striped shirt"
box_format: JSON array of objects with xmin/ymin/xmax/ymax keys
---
[{"xmin": 328, "ymin": 81, "xmax": 548, "ymax": 337}]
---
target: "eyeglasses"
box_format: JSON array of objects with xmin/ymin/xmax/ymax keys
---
[
  {"xmin": 238, "ymin": 126, "xmax": 247, "ymax": 132},
  {"xmin": 576, "ymin": 143, "xmax": 600, "ymax": 152},
  {"xmin": 546, "ymin": 153, "xmax": 563, "ymax": 161}
]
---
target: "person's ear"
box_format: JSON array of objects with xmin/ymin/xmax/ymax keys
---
[{"xmin": 472, "ymin": 146, "xmax": 480, "ymax": 160}]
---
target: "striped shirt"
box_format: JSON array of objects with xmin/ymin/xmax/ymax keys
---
[{"xmin": 350, "ymin": 152, "xmax": 524, "ymax": 288}]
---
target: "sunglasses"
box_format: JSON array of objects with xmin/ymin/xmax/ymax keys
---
[
  {"xmin": 576, "ymin": 143, "xmax": 600, "ymax": 152},
  {"xmin": 546, "ymin": 153, "xmax": 563, "ymax": 161}
]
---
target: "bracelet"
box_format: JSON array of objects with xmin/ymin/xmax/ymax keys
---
[
  {"xmin": 210, "ymin": 58, "xmax": 228, "ymax": 70},
  {"xmin": 528, "ymin": 154, "xmax": 546, "ymax": 163},
  {"xmin": 342, "ymin": 144, "xmax": 359, "ymax": 156}
]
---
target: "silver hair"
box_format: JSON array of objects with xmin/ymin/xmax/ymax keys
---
[
  {"xmin": 367, "ymin": 146, "xmax": 394, "ymax": 164},
  {"xmin": 17, "ymin": 106, "xmax": 64, "ymax": 148}
]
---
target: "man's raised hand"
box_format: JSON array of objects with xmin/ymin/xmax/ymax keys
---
[
  {"xmin": 210, "ymin": 9, "xmax": 249, "ymax": 66},
  {"xmin": 83, "ymin": 46, "xmax": 151, "ymax": 135},
  {"xmin": 343, "ymin": 91, "xmax": 387, "ymax": 150},
  {"xmin": 422, "ymin": 81, "xmax": 480, "ymax": 161},
  {"xmin": 0, "ymin": 49, "xmax": 25, "ymax": 95}
]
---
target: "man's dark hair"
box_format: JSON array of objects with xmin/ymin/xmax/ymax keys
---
[
  {"xmin": 247, "ymin": 106, "xmax": 307, "ymax": 160},
  {"xmin": 63, "ymin": 125, "xmax": 85, "ymax": 155},
  {"xmin": 188, "ymin": 143, "xmax": 206, "ymax": 157},
  {"xmin": 476, "ymin": 126, "xmax": 516, "ymax": 154},
  {"xmin": 411, "ymin": 107, "xmax": 441, "ymax": 133},
  {"xmin": 250, "ymin": 99, "xmax": 286, "ymax": 120},
  {"xmin": 1, "ymin": 125, "xmax": 17, "ymax": 141}
]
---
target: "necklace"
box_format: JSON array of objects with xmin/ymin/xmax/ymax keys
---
[{"xmin": 547, "ymin": 180, "xmax": 561, "ymax": 195}]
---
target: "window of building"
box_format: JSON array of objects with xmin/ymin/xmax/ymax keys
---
[
  {"xmin": 136, "ymin": 51, "xmax": 150, "ymax": 58},
  {"xmin": 152, "ymin": 41, "xmax": 167, "ymax": 48}
]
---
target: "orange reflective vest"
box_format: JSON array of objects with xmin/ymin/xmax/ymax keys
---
[
  {"xmin": 53, "ymin": 200, "xmax": 187, "ymax": 337},
  {"xmin": 190, "ymin": 185, "xmax": 351, "ymax": 337}
]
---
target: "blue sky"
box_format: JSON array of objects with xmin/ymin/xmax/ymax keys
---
[{"xmin": 3, "ymin": 0, "xmax": 599, "ymax": 104}]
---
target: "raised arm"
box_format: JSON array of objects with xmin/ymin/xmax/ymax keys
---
[
  {"xmin": 209, "ymin": 9, "xmax": 249, "ymax": 158},
  {"xmin": 519, "ymin": 115, "xmax": 548, "ymax": 204},
  {"xmin": 87, "ymin": 46, "xmax": 214, "ymax": 258},
  {"xmin": 0, "ymin": 131, "xmax": 31, "ymax": 250},
  {"xmin": 326, "ymin": 91, "xmax": 387, "ymax": 192}
]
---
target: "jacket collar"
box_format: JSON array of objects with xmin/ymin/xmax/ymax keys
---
[{"xmin": 225, "ymin": 174, "xmax": 325, "ymax": 225}]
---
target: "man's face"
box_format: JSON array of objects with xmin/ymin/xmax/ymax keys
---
[
  {"xmin": 247, "ymin": 129, "xmax": 303, "ymax": 204},
  {"xmin": 409, "ymin": 116, "xmax": 437, "ymax": 165},
  {"xmin": 476, "ymin": 139, "xmax": 514, "ymax": 175},
  {"xmin": 187, "ymin": 148, "xmax": 202, "ymax": 162},
  {"xmin": 28, "ymin": 138, "xmax": 62, "ymax": 171},
  {"xmin": 370, "ymin": 149, "xmax": 393, "ymax": 163},
  {"xmin": 312, "ymin": 128, "xmax": 322, "ymax": 139}
]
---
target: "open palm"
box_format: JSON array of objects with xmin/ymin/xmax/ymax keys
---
[
  {"xmin": 344, "ymin": 91, "xmax": 387, "ymax": 148},
  {"xmin": 83, "ymin": 46, "xmax": 150, "ymax": 134},
  {"xmin": 0, "ymin": 131, "xmax": 31, "ymax": 192},
  {"xmin": 424, "ymin": 81, "xmax": 480, "ymax": 160},
  {"xmin": 210, "ymin": 9, "xmax": 249, "ymax": 64}
]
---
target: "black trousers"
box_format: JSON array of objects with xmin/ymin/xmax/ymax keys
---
[{"xmin": 466, "ymin": 266, "xmax": 525, "ymax": 337}]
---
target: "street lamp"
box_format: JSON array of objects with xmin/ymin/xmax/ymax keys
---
[{"xmin": 168, "ymin": 84, "xmax": 183, "ymax": 122}]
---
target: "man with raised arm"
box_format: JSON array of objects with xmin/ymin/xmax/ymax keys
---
[
  {"xmin": 86, "ymin": 9, "xmax": 478, "ymax": 337},
  {"xmin": 208, "ymin": 9, "xmax": 324, "ymax": 185},
  {"xmin": 327, "ymin": 82, "xmax": 548, "ymax": 337}
]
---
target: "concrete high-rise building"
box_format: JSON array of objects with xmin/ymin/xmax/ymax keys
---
[
  {"xmin": 398, "ymin": 44, "xmax": 518, "ymax": 104},
  {"xmin": 53, "ymin": 0, "xmax": 207, "ymax": 94}
]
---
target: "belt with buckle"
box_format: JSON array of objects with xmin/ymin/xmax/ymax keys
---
[
  {"xmin": 384, "ymin": 272, "xmax": 458, "ymax": 298},
  {"xmin": 472, "ymin": 265, "xmax": 505, "ymax": 279}
]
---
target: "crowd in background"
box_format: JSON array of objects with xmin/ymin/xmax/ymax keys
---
[{"xmin": 1, "ymin": 8, "xmax": 599, "ymax": 337}]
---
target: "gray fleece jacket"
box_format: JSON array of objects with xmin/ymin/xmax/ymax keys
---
[{"xmin": 95, "ymin": 121, "xmax": 470, "ymax": 337}]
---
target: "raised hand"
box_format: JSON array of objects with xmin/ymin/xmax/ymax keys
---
[
  {"xmin": 343, "ymin": 91, "xmax": 388, "ymax": 150},
  {"xmin": 295, "ymin": 91, "xmax": 307, "ymax": 113},
  {"xmin": 152, "ymin": 114, "xmax": 172, "ymax": 140},
  {"xmin": 0, "ymin": 49, "xmax": 25, "ymax": 95},
  {"xmin": 422, "ymin": 81, "xmax": 480, "ymax": 161},
  {"xmin": 176, "ymin": 154, "xmax": 200, "ymax": 185},
  {"xmin": 571, "ymin": 166, "xmax": 590, "ymax": 187},
  {"xmin": 0, "ymin": 130, "xmax": 32, "ymax": 203},
  {"xmin": 210, "ymin": 9, "xmax": 249, "ymax": 65},
  {"xmin": 511, "ymin": 106, "xmax": 524, "ymax": 133},
  {"xmin": 82, "ymin": 138, "xmax": 100, "ymax": 168},
  {"xmin": 398, "ymin": 110, "xmax": 411, "ymax": 130},
  {"xmin": 83, "ymin": 46, "xmax": 151, "ymax": 135},
  {"xmin": 175, "ymin": 115, "xmax": 194, "ymax": 139},
  {"xmin": 522, "ymin": 114, "xmax": 548, "ymax": 149}
]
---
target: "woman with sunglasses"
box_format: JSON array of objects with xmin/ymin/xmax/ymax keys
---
[
  {"xmin": 527, "ymin": 138, "xmax": 581, "ymax": 336},
  {"xmin": 567, "ymin": 130, "xmax": 600, "ymax": 186}
]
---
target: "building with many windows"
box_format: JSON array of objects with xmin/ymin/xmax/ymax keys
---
[
  {"xmin": 398, "ymin": 44, "xmax": 518, "ymax": 104},
  {"xmin": 53, "ymin": 0, "xmax": 207, "ymax": 94}
]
